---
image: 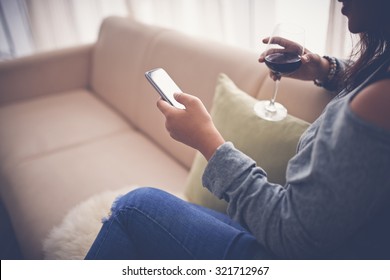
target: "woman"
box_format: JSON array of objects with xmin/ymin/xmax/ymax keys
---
[{"xmin": 85, "ymin": 0, "xmax": 390, "ymax": 259}]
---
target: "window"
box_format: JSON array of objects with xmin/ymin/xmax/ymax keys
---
[{"xmin": 0, "ymin": 0, "xmax": 352, "ymax": 61}]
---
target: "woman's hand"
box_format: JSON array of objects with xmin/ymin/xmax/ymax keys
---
[
  {"xmin": 157, "ymin": 93, "xmax": 225, "ymax": 161},
  {"xmin": 258, "ymin": 37, "xmax": 330, "ymax": 82}
]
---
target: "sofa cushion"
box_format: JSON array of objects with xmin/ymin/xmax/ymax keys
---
[
  {"xmin": 91, "ymin": 17, "xmax": 164, "ymax": 131},
  {"xmin": 0, "ymin": 89, "xmax": 130, "ymax": 172},
  {"xmin": 185, "ymin": 74, "xmax": 310, "ymax": 212}
]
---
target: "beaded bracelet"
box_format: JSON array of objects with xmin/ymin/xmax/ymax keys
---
[{"xmin": 314, "ymin": 55, "xmax": 338, "ymax": 87}]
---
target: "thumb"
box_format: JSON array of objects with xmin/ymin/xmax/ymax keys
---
[{"xmin": 173, "ymin": 92, "xmax": 194, "ymax": 106}]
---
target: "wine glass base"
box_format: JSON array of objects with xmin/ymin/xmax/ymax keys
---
[{"xmin": 254, "ymin": 100, "xmax": 288, "ymax": 121}]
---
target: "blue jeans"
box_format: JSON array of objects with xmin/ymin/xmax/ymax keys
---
[{"xmin": 85, "ymin": 187, "xmax": 273, "ymax": 260}]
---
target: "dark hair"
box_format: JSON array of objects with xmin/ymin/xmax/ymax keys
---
[
  {"xmin": 343, "ymin": 1, "xmax": 390, "ymax": 91},
  {"xmin": 344, "ymin": 33, "xmax": 389, "ymax": 91}
]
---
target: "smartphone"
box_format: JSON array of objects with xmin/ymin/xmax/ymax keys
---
[{"xmin": 145, "ymin": 68, "xmax": 185, "ymax": 109}]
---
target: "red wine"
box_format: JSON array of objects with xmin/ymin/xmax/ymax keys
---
[{"xmin": 265, "ymin": 52, "xmax": 302, "ymax": 74}]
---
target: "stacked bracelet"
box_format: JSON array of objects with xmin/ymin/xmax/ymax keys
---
[{"xmin": 314, "ymin": 56, "xmax": 338, "ymax": 87}]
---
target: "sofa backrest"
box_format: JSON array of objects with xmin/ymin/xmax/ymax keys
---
[{"xmin": 91, "ymin": 16, "xmax": 331, "ymax": 169}]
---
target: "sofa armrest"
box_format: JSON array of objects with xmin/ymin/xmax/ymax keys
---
[{"xmin": 0, "ymin": 44, "xmax": 93, "ymax": 105}]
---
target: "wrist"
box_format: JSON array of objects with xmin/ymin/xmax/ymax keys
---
[
  {"xmin": 318, "ymin": 56, "xmax": 331, "ymax": 81},
  {"xmin": 199, "ymin": 131, "xmax": 225, "ymax": 161},
  {"xmin": 314, "ymin": 56, "xmax": 338, "ymax": 88}
]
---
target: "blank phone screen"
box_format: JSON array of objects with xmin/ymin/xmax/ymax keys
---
[{"xmin": 146, "ymin": 68, "xmax": 185, "ymax": 109}]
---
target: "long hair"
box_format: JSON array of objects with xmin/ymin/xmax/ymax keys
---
[
  {"xmin": 343, "ymin": 1, "xmax": 390, "ymax": 91},
  {"xmin": 344, "ymin": 33, "xmax": 389, "ymax": 91}
]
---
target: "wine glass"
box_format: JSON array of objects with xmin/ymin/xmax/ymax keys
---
[{"xmin": 254, "ymin": 23, "xmax": 305, "ymax": 121}]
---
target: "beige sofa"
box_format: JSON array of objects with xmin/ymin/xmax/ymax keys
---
[{"xmin": 0, "ymin": 16, "xmax": 333, "ymax": 259}]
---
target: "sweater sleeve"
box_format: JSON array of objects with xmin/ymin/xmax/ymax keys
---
[{"xmin": 202, "ymin": 100, "xmax": 390, "ymax": 259}]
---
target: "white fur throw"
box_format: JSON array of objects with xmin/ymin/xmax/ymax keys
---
[
  {"xmin": 43, "ymin": 186, "xmax": 186, "ymax": 259},
  {"xmin": 43, "ymin": 186, "xmax": 139, "ymax": 260}
]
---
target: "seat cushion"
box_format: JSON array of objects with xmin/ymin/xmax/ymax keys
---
[{"xmin": 0, "ymin": 89, "xmax": 130, "ymax": 172}]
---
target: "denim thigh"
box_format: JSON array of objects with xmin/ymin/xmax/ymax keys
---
[{"xmin": 85, "ymin": 187, "xmax": 269, "ymax": 260}]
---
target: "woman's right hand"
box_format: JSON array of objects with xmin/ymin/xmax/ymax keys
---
[
  {"xmin": 258, "ymin": 37, "xmax": 330, "ymax": 82},
  {"xmin": 157, "ymin": 92, "xmax": 225, "ymax": 161}
]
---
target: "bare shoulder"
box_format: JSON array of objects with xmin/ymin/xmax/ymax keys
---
[{"xmin": 350, "ymin": 79, "xmax": 390, "ymax": 131}]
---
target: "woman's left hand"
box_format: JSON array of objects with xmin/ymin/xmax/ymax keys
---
[{"xmin": 157, "ymin": 93, "xmax": 225, "ymax": 160}]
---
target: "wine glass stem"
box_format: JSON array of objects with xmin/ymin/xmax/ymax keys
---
[{"xmin": 267, "ymin": 78, "xmax": 280, "ymax": 113}]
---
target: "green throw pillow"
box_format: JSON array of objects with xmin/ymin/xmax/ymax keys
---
[{"xmin": 184, "ymin": 73, "xmax": 310, "ymax": 213}]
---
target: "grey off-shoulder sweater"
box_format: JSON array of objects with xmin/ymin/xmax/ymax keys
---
[{"xmin": 202, "ymin": 62, "xmax": 390, "ymax": 259}]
